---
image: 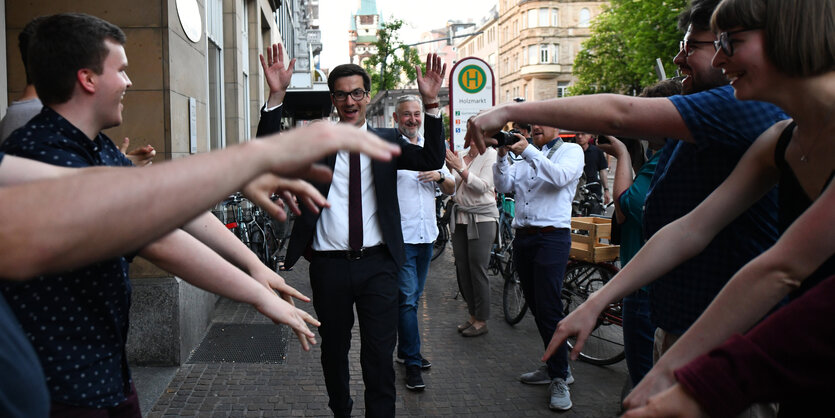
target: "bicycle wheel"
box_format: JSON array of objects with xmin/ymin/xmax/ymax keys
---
[
  {"xmin": 561, "ymin": 262, "xmax": 624, "ymax": 365},
  {"xmin": 432, "ymin": 223, "xmax": 448, "ymax": 261},
  {"xmin": 502, "ymin": 256, "xmax": 528, "ymax": 325}
]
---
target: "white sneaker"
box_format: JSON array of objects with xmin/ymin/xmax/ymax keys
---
[{"xmin": 548, "ymin": 378, "xmax": 572, "ymax": 411}]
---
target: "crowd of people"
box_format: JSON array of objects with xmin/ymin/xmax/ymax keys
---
[{"xmin": 1, "ymin": 0, "xmax": 832, "ymax": 416}]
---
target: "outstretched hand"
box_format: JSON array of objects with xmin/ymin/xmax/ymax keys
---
[
  {"xmin": 260, "ymin": 43, "xmax": 295, "ymax": 108},
  {"xmin": 542, "ymin": 299, "xmax": 603, "ymax": 362},
  {"xmin": 621, "ymin": 384, "xmax": 709, "ymax": 418},
  {"xmin": 464, "ymin": 104, "xmax": 512, "ymax": 154},
  {"xmin": 623, "ymin": 365, "xmax": 678, "ymax": 410},
  {"xmin": 416, "ymin": 53, "xmax": 447, "ymax": 103},
  {"xmin": 253, "ymin": 290, "xmax": 320, "ymax": 351},
  {"xmin": 250, "ymin": 267, "xmax": 317, "ymax": 350},
  {"xmin": 242, "ymin": 173, "xmax": 331, "ymax": 221},
  {"xmin": 257, "ymin": 123, "xmax": 402, "ymax": 179}
]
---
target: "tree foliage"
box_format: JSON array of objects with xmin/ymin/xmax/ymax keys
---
[
  {"xmin": 570, "ymin": 0, "xmax": 688, "ymax": 96},
  {"xmin": 362, "ymin": 19, "xmax": 423, "ymax": 97}
]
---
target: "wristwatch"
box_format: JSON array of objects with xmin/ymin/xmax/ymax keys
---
[
  {"xmin": 436, "ymin": 171, "xmax": 445, "ymax": 184},
  {"xmin": 455, "ymin": 167, "xmax": 464, "ymax": 175}
]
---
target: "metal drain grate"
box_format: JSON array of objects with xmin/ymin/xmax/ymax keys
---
[{"xmin": 187, "ymin": 323, "xmax": 290, "ymax": 364}]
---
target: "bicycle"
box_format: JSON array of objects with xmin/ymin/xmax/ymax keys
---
[
  {"xmin": 488, "ymin": 193, "xmax": 529, "ymax": 326},
  {"xmin": 560, "ymin": 259, "xmax": 624, "ymax": 365},
  {"xmin": 572, "ymin": 181, "xmax": 608, "ymax": 217},
  {"xmin": 212, "ymin": 193, "xmax": 281, "ymax": 271},
  {"xmin": 431, "ymin": 195, "xmax": 453, "ymax": 261}
]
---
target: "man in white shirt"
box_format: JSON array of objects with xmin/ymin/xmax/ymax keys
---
[
  {"xmin": 493, "ymin": 125, "xmax": 584, "ymax": 411},
  {"xmin": 392, "ymin": 95, "xmax": 454, "ymax": 392}
]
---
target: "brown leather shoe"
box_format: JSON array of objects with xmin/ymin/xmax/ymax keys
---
[
  {"xmin": 457, "ymin": 321, "xmax": 473, "ymax": 333},
  {"xmin": 461, "ymin": 323, "xmax": 488, "ymax": 337}
]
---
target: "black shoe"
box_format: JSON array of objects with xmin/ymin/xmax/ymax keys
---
[
  {"xmin": 405, "ymin": 365, "xmax": 425, "ymax": 391},
  {"xmin": 396, "ymin": 354, "xmax": 432, "ymax": 370}
]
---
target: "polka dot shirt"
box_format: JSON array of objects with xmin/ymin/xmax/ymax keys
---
[{"xmin": 0, "ymin": 107, "xmax": 136, "ymax": 408}]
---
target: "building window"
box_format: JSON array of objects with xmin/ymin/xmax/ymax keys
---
[
  {"xmin": 528, "ymin": 45, "xmax": 536, "ymax": 65},
  {"xmin": 207, "ymin": 0, "xmax": 225, "ymax": 150},
  {"xmin": 557, "ymin": 81, "xmax": 570, "ymax": 98},
  {"xmin": 513, "ymin": 19, "xmax": 518, "ymax": 35},
  {"xmin": 514, "ymin": 53, "xmax": 519, "ymax": 71},
  {"xmin": 488, "ymin": 53, "xmax": 496, "ymax": 68},
  {"xmin": 579, "ymin": 8, "xmax": 591, "ymax": 27},
  {"xmin": 528, "ymin": 9, "xmax": 537, "ymax": 28},
  {"xmin": 539, "ymin": 8, "xmax": 549, "ymax": 27},
  {"xmin": 552, "ymin": 44, "xmax": 560, "ymax": 63},
  {"xmin": 551, "ymin": 8, "xmax": 559, "ymax": 26},
  {"xmin": 506, "ymin": 90, "xmax": 511, "ymax": 102},
  {"xmin": 540, "ymin": 44, "xmax": 549, "ymax": 63}
]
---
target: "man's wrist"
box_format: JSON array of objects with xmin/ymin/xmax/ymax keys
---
[{"xmin": 436, "ymin": 171, "xmax": 445, "ymax": 184}]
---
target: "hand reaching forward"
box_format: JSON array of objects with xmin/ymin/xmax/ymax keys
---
[
  {"xmin": 416, "ymin": 53, "xmax": 447, "ymax": 104},
  {"xmin": 250, "ymin": 266, "xmax": 318, "ymax": 350},
  {"xmin": 256, "ymin": 122, "xmax": 401, "ymax": 180},
  {"xmin": 260, "ymin": 43, "xmax": 295, "ymax": 108},
  {"xmin": 252, "ymin": 288, "xmax": 320, "ymax": 350},
  {"xmin": 621, "ymin": 384, "xmax": 709, "ymax": 418},
  {"xmin": 542, "ymin": 297, "xmax": 604, "ymax": 362},
  {"xmin": 623, "ymin": 364, "xmax": 678, "ymax": 410},
  {"xmin": 243, "ymin": 173, "xmax": 331, "ymax": 221},
  {"xmin": 464, "ymin": 103, "xmax": 513, "ymax": 154}
]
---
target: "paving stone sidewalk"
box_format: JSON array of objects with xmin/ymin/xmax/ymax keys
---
[{"xmin": 141, "ymin": 249, "xmax": 628, "ymax": 417}]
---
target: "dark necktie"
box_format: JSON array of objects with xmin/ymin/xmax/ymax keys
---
[{"xmin": 349, "ymin": 152, "xmax": 363, "ymax": 251}]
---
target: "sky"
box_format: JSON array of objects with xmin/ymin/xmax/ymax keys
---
[{"xmin": 319, "ymin": 0, "xmax": 495, "ymax": 69}]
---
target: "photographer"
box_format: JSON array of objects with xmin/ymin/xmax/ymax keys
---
[{"xmin": 492, "ymin": 125, "xmax": 584, "ymax": 411}]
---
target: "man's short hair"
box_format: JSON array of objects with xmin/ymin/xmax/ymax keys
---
[
  {"xmin": 640, "ymin": 77, "xmax": 683, "ymax": 98},
  {"xmin": 19, "ymin": 16, "xmax": 46, "ymax": 86},
  {"xmin": 677, "ymin": 0, "xmax": 722, "ymax": 32},
  {"xmin": 327, "ymin": 64, "xmax": 371, "ymax": 93},
  {"xmin": 29, "ymin": 13, "xmax": 126, "ymax": 106},
  {"xmin": 395, "ymin": 95, "xmax": 422, "ymax": 112},
  {"xmin": 712, "ymin": 0, "xmax": 834, "ymax": 78}
]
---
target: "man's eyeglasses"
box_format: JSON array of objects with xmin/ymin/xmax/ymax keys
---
[
  {"xmin": 679, "ymin": 39, "xmax": 714, "ymax": 57},
  {"xmin": 713, "ymin": 28, "xmax": 758, "ymax": 57},
  {"xmin": 332, "ymin": 88, "xmax": 369, "ymax": 102}
]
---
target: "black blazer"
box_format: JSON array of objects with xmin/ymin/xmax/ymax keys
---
[{"xmin": 279, "ymin": 115, "xmax": 445, "ymax": 270}]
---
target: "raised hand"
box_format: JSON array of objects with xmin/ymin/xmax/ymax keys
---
[
  {"xmin": 416, "ymin": 53, "xmax": 447, "ymax": 104},
  {"xmin": 260, "ymin": 43, "xmax": 296, "ymax": 108}
]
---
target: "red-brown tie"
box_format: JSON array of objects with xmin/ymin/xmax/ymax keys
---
[{"xmin": 348, "ymin": 152, "xmax": 363, "ymax": 251}]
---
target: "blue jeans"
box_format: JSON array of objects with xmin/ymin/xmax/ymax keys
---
[
  {"xmin": 397, "ymin": 243, "xmax": 433, "ymax": 367},
  {"xmin": 623, "ymin": 289, "xmax": 655, "ymax": 386},
  {"xmin": 513, "ymin": 228, "xmax": 571, "ymax": 380}
]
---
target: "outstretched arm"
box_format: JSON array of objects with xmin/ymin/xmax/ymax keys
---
[
  {"xmin": 597, "ymin": 136, "xmax": 633, "ymax": 224},
  {"xmin": 0, "ymin": 123, "xmax": 401, "ymax": 280},
  {"xmin": 398, "ymin": 53, "xmax": 448, "ymax": 171},
  {"xmin": 465, "ymin": 94, "xmax": 689, "ymax": 154},
  {"xmin": 542, "ymin": 122, "xmax": 783, "ymax": 364},
  {"xmin": 139, "ymin": 229, "xmax": 319, "ymax": 350},
  {"xmin": 624, "ymin": 177, "xmax": 835, "ymax": 409}
]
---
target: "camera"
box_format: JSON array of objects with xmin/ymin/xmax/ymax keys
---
[{"xmin": 492, "ymin": 129, "xmax": 523, "ymax": 147}]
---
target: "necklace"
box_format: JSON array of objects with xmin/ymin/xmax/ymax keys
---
[{"xmin": 796, "ymin": 135, "xmax": 820, "ymax": 163}]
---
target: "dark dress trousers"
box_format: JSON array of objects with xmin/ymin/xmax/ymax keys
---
[{"xmin": 257, "ymin": 106, "xmax": 444, "ymax": 417}]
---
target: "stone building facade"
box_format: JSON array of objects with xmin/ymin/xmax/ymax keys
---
[
  {"xmin": 348, "ymin": 0, "xmax": 380, "ymax": 66},
  {"xmin": 2, "ymin": 0, "xmax": 321, "ymax": 366},
  {"xmin": 494, "ymin": 0, "xmax": 606, "ymax": 103}
]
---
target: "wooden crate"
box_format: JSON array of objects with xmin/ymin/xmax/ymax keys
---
[{"xmin": 570, "ymin": 217, "xmax": 620, "ymax": 263}]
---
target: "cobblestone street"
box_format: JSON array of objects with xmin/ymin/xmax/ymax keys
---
[{"xmin": 137, "ymin": 247, "xmax": 628, "ymax": 417}]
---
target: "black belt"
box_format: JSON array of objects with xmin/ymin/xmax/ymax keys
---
[
  {"xmin": 313, "ymin": 244, "xmax": 387, "ymax": 260},
  {"xmin": 516, "ymin": 226, "xmax": 567, "ymax": 235}
]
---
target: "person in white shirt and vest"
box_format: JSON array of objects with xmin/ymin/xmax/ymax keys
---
[
  {"xmin": 493, "ymin": 125, "xmax": 584, "ymax": 411},
  {"xmin": 392, "ymin": 95, "xmax": 455, "ymax": 392}
]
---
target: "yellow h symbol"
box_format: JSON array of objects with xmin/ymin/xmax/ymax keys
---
[{"xmin": 464, "ymin": 69, "xmax": 481, "ymax": 89}]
